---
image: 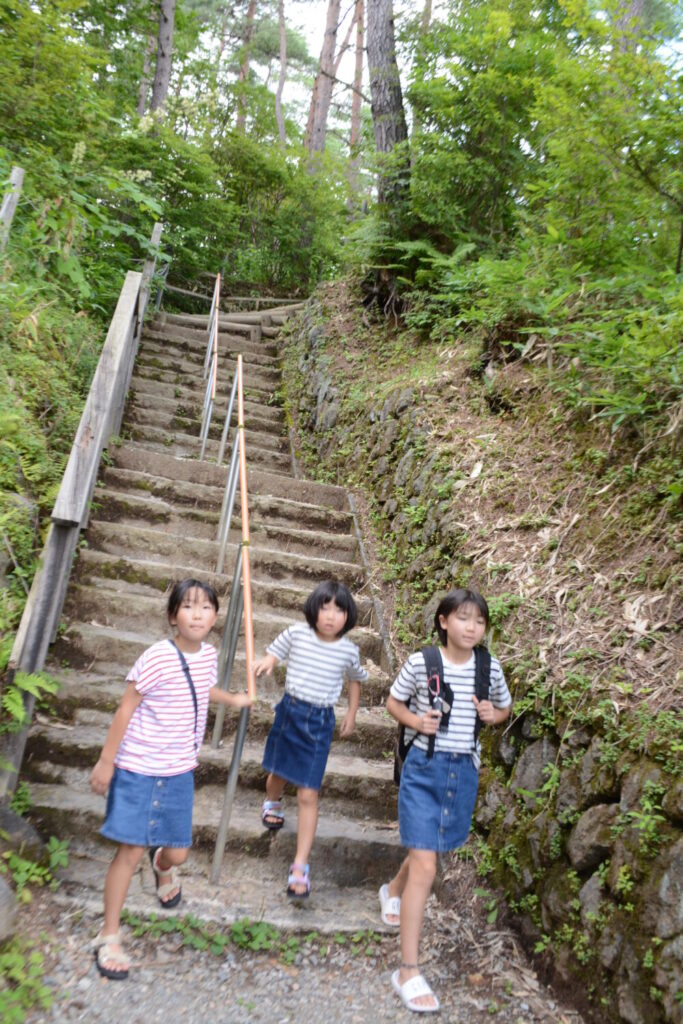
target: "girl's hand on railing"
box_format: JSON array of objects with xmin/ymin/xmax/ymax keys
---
[
  {"xmin": 90, "ymin": 757, "xmax": 114, "ymax": 795},
  {"xmin": 254, "ymin": 654, "xmax": 278, "ymax": 676}
]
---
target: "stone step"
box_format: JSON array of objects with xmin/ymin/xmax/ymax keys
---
[
  {"xmin": 25, "ymin": 712, "xmax": 397, "ymax": 816},
  {"xmin": 45, "ymin": 838, "xmax": 398, "ymax": 935},
  {"xmin": 134, "ymin": 351, "xmax": 281, "ymax": 393},
  {"xmin": 110, "ymin": 444, "xmax": 351, "ymax": 512},
  {"xmin": 137, "ymin": 337, "xmax": 281, "ymax": 382},
  {"xmin": 62, "ymin": 583, "xmax": 384, "ymax": 663},
  {"xmin": 123, "ymin": 425, "xmax": 292, "ymax": 472},
  {"xmin": 142, "ymin": 324, "xmax": 280, "ymax": 361},
  {"xmin": 72, "ymin": 549, "xmax": 376, "ymax": 626},
  {"xmin": 131, "ymin": 362, "xmax": 276, "ymax": 401},
  {"xmin": 24, "ymin": 766, "xmax": 403, "ymax": 893},
  {"xmin": 98, "ymin": 467, "xmax": 354, "ymax": 534},
  {"xmin": 83, "ymin": 520, "xmax": 364, "ymax": 585},
  {"xmin": 127, "ymin": 385, "xmax": 286, "ymax": 434},
  {"xmin": 126, "ymin": 373, "xmax": 275, "ymax": 411},
  {"xmin": 125, "ymin": 403, "xmax": 287, "ymax": 452},
  {"xmin": 46, "ymin": 635, "xmax": 390, "ymax": 705},
  {"xmin": 91, "ymin": 489, "xmax": 360, "ymax": 561}
]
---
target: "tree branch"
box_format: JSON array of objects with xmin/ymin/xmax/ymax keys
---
[{"xmin": 319, "ymin": 67, "xmax": 370, "ymax": 103}]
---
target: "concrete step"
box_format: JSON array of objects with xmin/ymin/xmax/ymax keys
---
[
  {"xmin": 134, "ymin": 351, "xmax": 281, "ymax": 394},
  {"xmin": 125, "ymin": 403, "xmax": 287, "ymax": 452},
  {"xmin": 110, "ymin": 444, "xmax": 351, "ymax": 512},
  {"xmin": 98, "ymin": 466, "xmax": 355, "ymax": 534},
  {"xmin": 62, "ymin": 583, "xmax": 384, "ymax": 663},
  {"xmin": 131, "ymin": 362, "xmax": 276, "ymax": 401},
  {"xmin": 127, "ymin": 386, "xmax": 286, "ymax": 434},
  {"xmin": 123, "ymin": 425, "xmax": 292, "ymax": 472},
  {"xmin": 142, "ymin": 324, "xmax": 280, "ymax": 361},
  {"xmin": 24, "ymin": 766, "xmax": 403, "ymax": 894},
  {"xmin": 91, "ymin": 488, "xmax": 359, "ymax": 561},
  {"xmin": 46, "ymin": 632, "xmax": 390, "ymax": 704},
  {"xmin": 25, "ymin": 711, "xmax": 397, "ymax": 816},
  {"xmin": 138, "ymin": 337, "xmax": 281, "ymax": 383},
  {"xmin": 127, "ymin": 373, "xmax": 277, "ymax": 411}
]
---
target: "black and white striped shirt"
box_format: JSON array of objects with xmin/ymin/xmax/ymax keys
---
[
  {"xmin": 267, "ymin": 623, "xmax": 368, "ymax": 706},
  {"xmin": 390, "ymin": 649, "xmax": 511, "ymax": 768}
]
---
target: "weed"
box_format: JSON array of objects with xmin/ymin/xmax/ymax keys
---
[{"xmin": 0, "ymin": 937, "xmax": 52, "ymax": 1023}]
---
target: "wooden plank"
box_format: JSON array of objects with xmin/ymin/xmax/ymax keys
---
[
  {"xmin": 52, "ymin": 271, "xmax": 142, "ymax": 526},
  {"xmin": 0, "ymin": 166, "xmax": 24, "ymax": 250}
]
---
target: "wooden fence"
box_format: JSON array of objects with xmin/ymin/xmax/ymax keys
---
[{"xmin": 0, "ymin": 223, "xmax": 164, "ymax": 799}]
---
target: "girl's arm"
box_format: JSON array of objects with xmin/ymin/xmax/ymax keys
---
[
  {"xmin": 90, "ymin": 683, "xmax": 143, "ymax": 794},
  {"xmin": 209, "ymin": 687, "xmax": 254, "ymax": 708},
  {"xmin": 386, "ymin": 694, "xmax": 441, "ymax": 736},
  {"xmin": 339, "ymin": 679, "xmax": 360, "ymax": 737}
]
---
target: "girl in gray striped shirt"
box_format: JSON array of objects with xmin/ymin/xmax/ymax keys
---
[
  {"xmin": 254, "ymin": 580, "xmax": 368, "ymax": 898},
  {"xmin": 381, "ymin": 588, "xmax": 511, "ymax": 1013}
]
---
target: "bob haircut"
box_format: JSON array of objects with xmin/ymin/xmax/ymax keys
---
[
  {"xmin": 167, "ymin": 578, "xmax": 219, "ymax": 621},
  {"xmin": 434, "ymin": 588, "xmax": 489, "ymax": 645},
  {"xmin": 304, "ymin": 580, "xmax": 358, "ymax": 636}
]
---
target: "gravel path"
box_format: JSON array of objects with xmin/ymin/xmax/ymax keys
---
[{"xmin": 15, "ymin": 861, "xmax": 585, "ymax": 1024}]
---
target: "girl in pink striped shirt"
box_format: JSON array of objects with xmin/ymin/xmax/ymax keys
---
[{"xmin": 89, "ymin": 579, "xmax": 252, "ymax": 981}]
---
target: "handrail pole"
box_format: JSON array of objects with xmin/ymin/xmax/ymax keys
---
[
  {"xmin": 217, "ymin": 373, "xmax": 239, "ymax": 466},
  {"xmin": 216, "ymin": 432, "xmax": 240, "ymax": 575},
  {"xmin": 211, "ymin": 560, "xmax": 244, "ymax": 748},
  {"xmin": 210, "ymin": 705, "xmax": 250, "ymax": 883},
  {"xmin": 237, "ymin": 353, "xmax": 257, "ymax": 701},
  {"xmin": 210, "ymin": 352, "xmax": 257, "ymax": 882}
]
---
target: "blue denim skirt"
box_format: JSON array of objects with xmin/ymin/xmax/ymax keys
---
[
  {"xmin": 262, "ymin": 692, "xmax": 335, "ymax": 790},
  {"xmin": 101, "ymin": 767, "xmax": 194, "ymax": 848},
  {"xmin": 398, "ymin": 747, "xmax": 479, "ymax": 853}
]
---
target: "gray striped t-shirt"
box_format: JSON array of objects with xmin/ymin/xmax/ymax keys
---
[
  {"xmin": 267, "ymin": 623, "xmax": 369, "ymax": 706},
  {"xmin": 390, "ymin": 649, "xmax": 511, "ymax": 769}
]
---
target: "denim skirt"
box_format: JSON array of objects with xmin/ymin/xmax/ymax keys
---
[
  {"xmin": 101, "ymin": 767, "xmax": 194, "ymax": 848},
  {"xmin": 398, "ymin": 746, "xmax": 479, "ymax": 853},
  {"xmin": 262, "ymin": 692, "xmax": 335, "ymax": 790}
]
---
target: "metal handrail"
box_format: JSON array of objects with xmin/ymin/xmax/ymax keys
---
[
  {"xmin": 1, "ymin": 166, "xmax": 24, "ymax": 251},
  {"xmin": 199, "ymin": 274, "xmax": 220, "ymax": 459},
  {"xmin": 210, "ymin": 353, "xmax": 256, "ymax": 883}
]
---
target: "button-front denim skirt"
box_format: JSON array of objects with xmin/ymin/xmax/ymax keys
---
[
  {"xmin": 398, "ymin": 746, "xmax": 479, "ymax": 853},
  {"xmin": 262, "ymin": 692, "xmax": 335, "ymax": 791},
  {"xmin": 101, "ymin": 767, "xmax": 194, "ymax": 848}
]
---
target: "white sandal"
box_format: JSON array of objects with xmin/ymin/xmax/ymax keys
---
[
  {"xmin": 93, "ymin": 932, "xmax": 130, "ymax": 980},
  {"xmin": 149, "ymin": 846, "xmax": 182, "ymax": 909},
  {"xmin": 391, "ymin": 969, "xmax": 440, "ymax": 1013},
  {"xmin": 378, "ymin": 883, "xmax": 401, "ymax": 926}
]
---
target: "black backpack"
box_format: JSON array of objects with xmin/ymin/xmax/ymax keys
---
[{"xmin": 393, "ymin": 645, "xmax": 492, "ymax": 786}]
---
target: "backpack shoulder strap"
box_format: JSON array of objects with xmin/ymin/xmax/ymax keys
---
[
  {"xmin": 421, "ymin": 646, "xmax": 444, "ymax": 758},
  {"xmin": 473, "ymin": 646, "xmax": 492, "ymax": 747},
  {"xmin": 169, "ymin": 640, "xmax": 199, "ymax": 750}
]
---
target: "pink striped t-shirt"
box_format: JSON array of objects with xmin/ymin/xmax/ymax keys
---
[{"xmin": 115, "ymin": 640, "xmax": 217, "ymax": 776}]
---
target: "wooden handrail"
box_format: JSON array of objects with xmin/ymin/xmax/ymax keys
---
[
  {"xmin": 0, "ymin": 223, "xmax": 164, "ymax": 797},
  {"xmin": 237, "ymin": 353, "xmax": 256, "ymax": 700}
]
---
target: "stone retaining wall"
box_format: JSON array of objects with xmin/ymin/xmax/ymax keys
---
[{"xmin": 283, "ymin": 305, "xmax": 682, "ymax": 1024}]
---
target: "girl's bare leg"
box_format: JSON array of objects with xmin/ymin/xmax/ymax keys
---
[
  {"xmin": 398, "ymin": 849, "xmax": 438, "ymax": 1009},
  {"xmin": 153, "ymin": 846, "xmax": 189, "ymax": 903},
  {"xmin": 290, "ymin": 786, "xmax": 318, "ymax": 894},
  {"xmin": 100, "ymin": 844, "xmax": 145, "ymax": 973}
]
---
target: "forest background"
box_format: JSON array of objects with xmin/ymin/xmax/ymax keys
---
[{"xmin": 0, "ymin": 0, "xmax": 681, "ymax": 681}]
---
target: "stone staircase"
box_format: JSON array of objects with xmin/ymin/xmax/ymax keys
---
[{"xmin": 21, "ymin": 304, "xmax": 401, "ymax": 933}]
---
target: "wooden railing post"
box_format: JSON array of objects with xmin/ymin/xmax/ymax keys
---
[{"xmin": 0, "ymin": 166, "xmax": 24, "ymax": 250}]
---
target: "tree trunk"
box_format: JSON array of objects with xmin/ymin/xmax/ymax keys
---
[
  {"xmin": 236, "ymin": 0, "xmax": 258, "ymax": 132},
  {"xmin": 349, "ymin": 0, "xmax": 364, "ymax": 195},
  {"xmin": 275, "ymin": 0, "xmax": 287, "ymax": 149},
  {"xmin": 150, "ymin": 0, "xmax": 176, "ymax": 113},
  {"xmin": 366, "ymin": 0, "xmax": 409, "ymax": 205},
  {"xmin": 137, "ymin": 33, "xmax": 156, "ymax": 116},
  {"xmin": 305, "ymin": 0, "xmax": 341, "ymax": 155}
]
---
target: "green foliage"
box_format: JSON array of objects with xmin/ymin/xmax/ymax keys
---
[
  {"xmin": 0, "ymin": 835, "xmax": 68, "ymax": 904},
  {"xmin": 0, "ymin": 673, "xmax": 60, "ymax": 733},
  {"xmin": 0, "ymin": 938, "xmax": 51, "ymax": 1024}
]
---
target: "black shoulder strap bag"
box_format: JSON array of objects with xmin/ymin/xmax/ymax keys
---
[{"xmin": 169, "ymin": 640, "xmax": 199, "ymax": 751}]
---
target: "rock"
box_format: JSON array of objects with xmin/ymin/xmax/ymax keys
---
[
  {"xmin": 619, "ymin": 760, "xmax": 663, "ymax": 813},
  {"xmin": 662, "ymin": 777, "xmax": 683, "ymax": 825},
  {"xmin": 654, "ymin": 933, "xmax": 683, "ymax": 1024},
  {"xmin": 510, "ymin": 738, "xmax": 558, "ymax": 808},
  {"xmin": 567, "ymin": 803, "xmax": 619, "ymax": 872},
  {"xmin": 394, "ymin": 389, "xmax": 414, "ymax": 416},
  {"xmin": 0, "ymin": 805, "xmax": 44, "ymax": 859},
  {"xmin": 598, "ymin": 917, "xmax": 624, "ymax": 970},
  {"xmin": 639, "ymin": 836, "xmax": 683, "ymax": 940},
  {"xmin": 475, "ymin": 779, "xmax": 509, "ymax": 829},
  {"xmin": 0, "ymin": 876, "xmax": 17, "ymax": 943},
  {"xmin": 527, "ymin": 809, "xmax": 563, "ymax": 868},
  {"xmin": 578, "ymin": 872, "xmax": 603, "ymax": 931},
  {"xmin": 496, "ymin": 731, "xmax": 518, "ymax": 768}
]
